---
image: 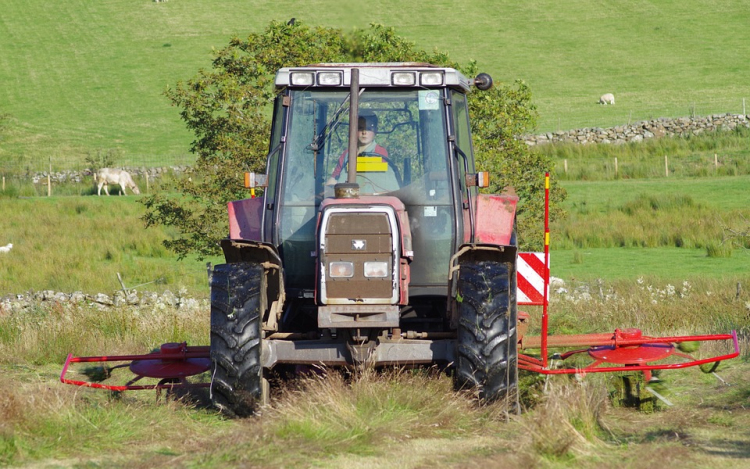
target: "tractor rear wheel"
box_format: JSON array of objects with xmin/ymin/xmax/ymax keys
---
[
  {"xmin": 210, "ymin": 262, "xmax": 266, "ymax": 417},
  {"xmin": 454, "ymin": 260, "xmax": 518, "ymax": 407}
]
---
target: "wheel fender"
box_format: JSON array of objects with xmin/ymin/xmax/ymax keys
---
[
  {"xmin": 448, "ymin": 243, "xmax": 518, "ymax": 330},
  {"xmin": 473, "ymin": 193, "xmax": 517, "ymax": 245},
  {"xmin": 228, "ymin": 197, "xmax": 264, "ymax": 241}
]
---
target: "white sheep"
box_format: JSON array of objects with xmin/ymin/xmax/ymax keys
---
[
  {"xmin": 94, "ymin": 168, "xmax": 141, "ymax": 196},
  {"xmin": 599, "ymin": 93, "xmax": 615, "ymax": 105},
  {"xmin": 0, "ymin": 243, "xmax": 13, "ymax": 253}
]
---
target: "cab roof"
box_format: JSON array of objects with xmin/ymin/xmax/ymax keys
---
[{"xmin": 275, "ymin": 63, "xmax": 473, "ymax": 92}]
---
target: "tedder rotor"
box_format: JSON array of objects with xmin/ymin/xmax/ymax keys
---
[{"xmin": 61, "ymin": 63, "xmax": 739, "ymax": 414}]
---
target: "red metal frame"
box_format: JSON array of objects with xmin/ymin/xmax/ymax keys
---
[
  {"xmin": 60, "ymin": 343, "xmax": 211, "ymax": 391},
  {"xmin": 518, "ymin": 172, "xmax": 740, "ymax": 375}
]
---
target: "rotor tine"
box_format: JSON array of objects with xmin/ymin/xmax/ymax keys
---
[
  {"xmin": 125, "ymin": 375, "xmax": 145, "ymax": 387},
  {"xmin": 644, "ymin": 386, "xmax": 673, "ymax": 406}
]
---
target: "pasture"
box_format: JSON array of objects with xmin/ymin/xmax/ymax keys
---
[
  {"xmin": 1, "ymin": 0, "xmax": 750, "ymax": 171},
  {"xmin": 1, "ymin": 167, "xmax": 748, "ymax": 467},
  {"xmin": 1, "ymin": 1, "xmax": 749, "ymax": 467}
]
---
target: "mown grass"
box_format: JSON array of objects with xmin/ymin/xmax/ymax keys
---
[
  {"xmin": 1, "ymin": 173, "xmax": 748, "ymax": 295},
  {"xmin": 550, "ymin": 176, "xmax": 750, "ymax": 258}
]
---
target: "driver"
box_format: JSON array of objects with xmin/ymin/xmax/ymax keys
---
[{"xmin": 326, "ymin": 112, "xmax": 389, "ymax": 185}]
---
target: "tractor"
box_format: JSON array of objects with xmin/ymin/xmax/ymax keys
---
[
  {"xmin": 62, "ymin": 63, "xmax": 739, "ymax": 416},
  {"xmin": 213, "ymin": 63, "xmax": 520, "ymax": 415}
]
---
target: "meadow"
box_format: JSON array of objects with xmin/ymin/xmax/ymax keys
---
[
  {"xmin": 1, "ymin": 1, "xmax": 749, "ymax": 467},
  {"xmin": 2, "ymin": 146, "xmax": 749, "ymax": 467},
  {"xmin": 1, "ymin": 231, "xmax": 747, "ymax": 467},
  {"xmin": 1, "ymin": 0, "xmax": 750, "ymax": 172}
]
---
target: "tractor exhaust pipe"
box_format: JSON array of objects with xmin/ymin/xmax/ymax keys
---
[
  {"xmin": 346, "ymin": 68, "xmax": 360, "ymax": 185},
  {"xmin": 335, "ymin": 67, "xmax": 361, "ymax": 199}
]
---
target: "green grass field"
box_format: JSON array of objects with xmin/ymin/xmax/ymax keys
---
[
  {"xmin": 549, "ymin": 175, "xmax": 750, "ymax": 280},
  {"xmin": 1, "ymin": 3, "xmax": 749, "ymax": 468},
  {"xmin": 1, "ymin": 0, "xmax": 750, "ymax": 171},
  {"xmin": 0, "ymin": 196, "xmax": 222, "ymax": 296}
]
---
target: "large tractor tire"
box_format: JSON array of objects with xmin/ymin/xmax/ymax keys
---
[
  {"xmin": 210, "ymin": 262, "xmax": 266, "ymax": 417},
  {"xmin": 454, "ymin": 260, "xmax": 519, "ymax": 406}
]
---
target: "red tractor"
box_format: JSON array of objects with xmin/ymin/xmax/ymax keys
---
[
  {"xmin": 213, "ymin": 64, "xmax": 520, "ymax": 415},
  {"xmin": 62, "ymin": 63, "xmax": 738, "ymax": 416}
]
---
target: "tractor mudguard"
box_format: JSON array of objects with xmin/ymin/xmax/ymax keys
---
[
  {"xmin": 228, "ymin": 197, "xmax": 265, "ymax": 241},
  {"xmin": 218, "ymin": 239, "xmax": 285, "ymax": 334},
  {"xmin": 472, "ymin": 193, "xmax": 518, "ymax": 245},
  {"xmin": 220, "ymin": 238, "xmax": 281, "ymax": 266}
]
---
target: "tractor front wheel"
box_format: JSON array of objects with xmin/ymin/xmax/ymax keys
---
[
  {"xmin": 210, "ymin": 262, "xmax": 266, "ymax": 417},
  {"xmin": 454, "ymin": 260, "xmax": 518, "ymax": 407}
]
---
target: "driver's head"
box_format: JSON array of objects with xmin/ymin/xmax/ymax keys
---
[
  {"xmin": 357, "ymin": 112, "xmax": 378, "ymax": 146},
  {"xmin": 358, "ymin": 112, "xmax": 378, "ymax": 132}
]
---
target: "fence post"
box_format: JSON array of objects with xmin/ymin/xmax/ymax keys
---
[
  {"xmin": 715, "ymin": 153, "xmax": 718, "ymax": 171},
  {"xmin": 665, "ymin": 155, "xmax": 669, "ymax": 177},
  {"xmin": 146, "ymin": 173, "xmax": 149, "ymax": 193},
  {"xmin": 614, "ymin": 157, "xmax": 618, "ymax": 178},
  {"xmin": 564, "ymin": 159, "xmax": 568, "ymax": 175}
]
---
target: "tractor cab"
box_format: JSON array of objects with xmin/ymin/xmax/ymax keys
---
[{"xmin": 262, "ymin": 64, "xmax": 483, "ymax": 295}]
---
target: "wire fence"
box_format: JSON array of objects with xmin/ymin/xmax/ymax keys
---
[{"xmin": 0, "ymin": 153, "xmax": 197, "ymax": 180}]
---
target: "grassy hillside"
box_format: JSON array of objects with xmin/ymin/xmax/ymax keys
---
[
  {"xmin": 1, "ymin": 0, "xmax": 749, "ymax": 172},
  {"xmin": 0, "ymin": 196, "xmax": 222, "ymax": 296}
]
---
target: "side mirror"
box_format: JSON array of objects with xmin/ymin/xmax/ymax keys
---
[{"xmin": 474, "ymin": 73, "xmax": 493, "ymax": 91}]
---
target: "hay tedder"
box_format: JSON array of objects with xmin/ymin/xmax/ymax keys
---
[{"xmin": 61, "ymin": 64, "xmax": 739, "ymax": 415}]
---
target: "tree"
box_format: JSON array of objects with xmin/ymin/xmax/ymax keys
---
[{"xmin": 143, "ymin": 20, "xmax": 564, "ymax": 258}]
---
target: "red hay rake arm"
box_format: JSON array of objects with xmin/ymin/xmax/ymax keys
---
[
  {"xmin": 60, "ymin": 343, "xmax": 211, "ymax": 392},
  {"xmin": 518, "ymin": 172, "xmax": 740, "ymax": 377},
  {"xmin": 518, "ymin": 330, "xmax": 739, "ymax": 377}
]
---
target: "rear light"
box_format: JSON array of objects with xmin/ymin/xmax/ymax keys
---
[
  {"xmin": 391, "ymin": 72, "xmax": 416, "ymax": 86},
  {"xmin": 329, "ymin": 262, "xmax": 354, "ymax": 278},
  {"xmin": 477, "ymin": 171, "xmax": 490, "ymax": 188},
  {"xmin": 364, "ymin": 261, "xmax": 388, "ymax": 278},
  {"xmin": 290, "ymin": 72, "xmax": 315, "ymax": 86}
]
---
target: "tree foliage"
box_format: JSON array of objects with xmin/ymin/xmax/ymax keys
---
[{"xmin": 143, "ymin": 20, "xmax": 564, "ymax": 258}]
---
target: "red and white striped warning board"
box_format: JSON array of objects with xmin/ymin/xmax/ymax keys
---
[{"xmin": 517, "ymin": 252, "xmax": 549, "ymax": 305}]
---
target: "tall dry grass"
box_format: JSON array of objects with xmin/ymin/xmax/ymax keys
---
[
  {"xmin": 536, "ymin": 127, "xmax": 750, "ymax": 181},
  {"xmin": 1, "ymin": 292, "xmax": 747, "ymax": 467},
  {"xmin": 0, "ymin": 300, "xmax": 209, "ymax": 365},
  {"xmin": 558, "ymin": 192, "xmax": 750, "ymax": 251},
  {"xmin": 526, "ymin": 276, "xmax": 750, "ymax": 370},
  {"xmin": 518, "ymin": 377, "xmax": 611, "ymax": 463}
]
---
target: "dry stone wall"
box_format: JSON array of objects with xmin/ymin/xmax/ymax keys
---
[
  {"xmin": 28, "ymin": 166, "xmax": 190, "ymax": 184},
  {"xmin": 0, "ymin": 289, "xmax": 208, "ymax": 315},
  {"xmin": 524, "ymin": 114, "xmax": 749, "ymax": 146}
]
